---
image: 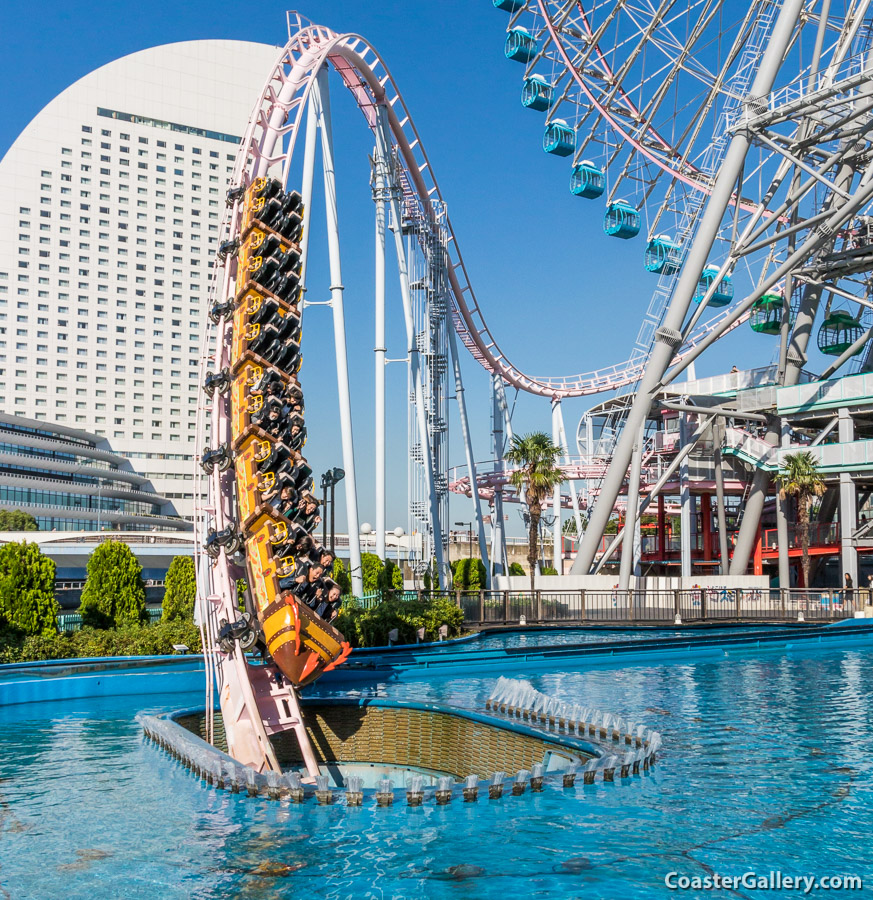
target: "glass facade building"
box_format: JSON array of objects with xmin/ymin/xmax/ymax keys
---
[{"xmin": 0, "ymin": 411, "xmax": 188, "ymax": 531}]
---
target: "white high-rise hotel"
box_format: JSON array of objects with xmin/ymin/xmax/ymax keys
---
[{"xmin": 0, "ymin": 40, "xmax": 277, "ymax": 521}]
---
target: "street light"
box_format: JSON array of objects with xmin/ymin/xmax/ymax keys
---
[
  {"xmin": 393, "ymin": 526, "xmax": 405, "ymax": 568},
  {"xmin": 360, "ymin": 522, "xmax": 372, "ymax": 555},
  {"xmin": 320, "ymin": 467, "xmax": 345, "ymax": 553},
  {"xmin": 455, "ymin": 520, "xmax": 473, "ymax": 558}
]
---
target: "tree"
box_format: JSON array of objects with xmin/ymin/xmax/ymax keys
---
[
  {"xmin": 161, "ymin": 556, "xmax": 197, "ymax": 622},
  {"xmin": 508, "ymin": 562, "xmax": 525, "ymax": 577},
  {"xmin": 0, "ymin": 510, "xmax": 38, "ymax": 532},
  {"xmin": 776, "ymin": 451, "xmax": 825, "ymax": 589},
  {"xmin": 378, "ymin": 558, "xmax": 404, "ymax": 593},
  {"xmin": 79, "ymin": 540, "xmax": 148, "ymax": 629},
  {"xmin": 332, "ymin": 558, "xmax": 352, "ymax": 596},
  {"xmin": 361, "ymin": 552, "xmax": 384, "ymax": 594},
  {"xmin": 453, "ymin": 557, "xmax": 487, "ymax": 590},
  {"xmin": 0, "ymin": 542, "xmax": 58, "ymax": 636},
  {"xmin": 505, "ymin": 432, "xmax": 566, "ymax": 591}
]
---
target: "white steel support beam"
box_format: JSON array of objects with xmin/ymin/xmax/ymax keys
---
[
  {"xmin": 555, "ymin": 403, "xmax": 584, "ymax": 548},
  {"xmin": 552, "ymin": 399, "xmax": 563, "ymax": 573},
  {"xmin": 373, "ymin": 111, "xmax": 388, "ymax": 562},
  {"xmin": 312, "ymin": 68, "xmax": 364, "ymax": 597},
  {"xmin": 491, "ymin": 374, "xmax": 508, "ymax": 577},
  {"xmin": 713, "ymin": 428, "xmax": 730, "ymax": 576},
  {"xmin": 374, "ymin": 114, "xmax": 448, "ymax": 588},
  {"xmin": 679, "ymin": 413, "xmax": 693, "ymax": 579},
  {"xmin": 447, "ymin": 322, "xmax": 490, "ymax": 582},
  {"xmin": 298, "ymin": 93, "xmax": 319, "ymax": 295},
  {"xmin": 839, "ymin": 407, "xmax": 859, "ymax": 589}
]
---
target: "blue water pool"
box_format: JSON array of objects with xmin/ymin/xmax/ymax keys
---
[
  {"xmin": 421, "ymin": 624, "xmax": 799, "ymax": 651},
  {"xmin": 2, "ymin": 631, "xmax": 872, "ymax": 898}
]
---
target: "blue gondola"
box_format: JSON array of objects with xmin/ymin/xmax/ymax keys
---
[
  {"xmin": 543, "ymin": 119, "xmax": 575, "ymax": 156},
  {"xmin": 570, "ymin": 161, "xmax": 605, "ymax": 199},
  {"xmin": 505, "ymin": 27, "xmax": 537, "ymax": 62},
  {"xmin": 694, "ymin": 265, "xmax": 733, "ymax": 307},
  {"xmin": 493, "ymin": 0, "xmax": 524, "ymax": 10},
  {"xmin": 817, "ymin": 310, "xmax": 864, "ymax": 356},
  {"xmin": 521, "ymin": 74, "xmax": 553, "ymax": 111},
  {"xmin": 644, "ymin": 235, "xmax": 683, "ymax": 274},
  {"xmin": 603, "ymin": 200, "xmax": 640, "ymax": 239}
]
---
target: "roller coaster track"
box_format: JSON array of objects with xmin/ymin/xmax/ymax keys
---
[{"xmin": 229, "ymin": 18, "xmax": 747, "ymax": 401}]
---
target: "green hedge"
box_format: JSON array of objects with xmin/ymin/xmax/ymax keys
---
[
  {"xmin": 334, "ymin": 596, "xmax": 464, "ymax": 648},
  {"xmin": 0, "ymin": 541, "xmax": 58, "ymax": 636},
  {"xmin": 79, "ymin": 540, "xmax": 148, "ymax": 629},
  {"xmin": 162, "ymin": 555, "xmax": 196, "ymax": 622},
  {"xmin": 0, "ymin": 620, "xmax": 202, "ymax": 664},
  {"xmin": 452, "ymin": 557, "xmax": 487, "ymax": 590}
]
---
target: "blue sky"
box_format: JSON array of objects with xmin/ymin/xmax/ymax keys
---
[{"xmin": 0, "ymin": 0, "xmax": 772, "ymax": 538}]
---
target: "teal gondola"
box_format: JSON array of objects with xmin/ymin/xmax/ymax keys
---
[
  {"xmin": 521, "ymin": 74, "xmax": 553, "ymax": 111},
  {"xmin": 543, "ymin": 119, "xmax": 575, "ymax": 156},
  {"xmin": 603, "ymin": 200, "xmax": 640, "ymax": 239},
  {"xmin": 644, "ymin": 235, "xmax": 683, "ymax": 275},
  {"xmin": 569, "ymin": 161, "xmax": 604, "ymax": 198},
  {"xmin": 505, "ymin": 27, "xmax": 537, "ymax": 62},
  {"xmin": 694, "ymin": 265, "xmax": 733, "ymax": 307},
  {"xmin": 817, "ymin": 310, "xmax": 865, "ymax": 356},
  {"xmin": 493, "ymin": 0, "xmax": 524, "ymax": 9}
]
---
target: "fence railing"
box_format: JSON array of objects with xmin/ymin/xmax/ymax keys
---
[
  {"xmin": 366, "ymin": 588, "xmax": 865, "ymax": 625},
  {"xmin": 57, "ymin": 607, "xmax": 164, "ymax": 631}
]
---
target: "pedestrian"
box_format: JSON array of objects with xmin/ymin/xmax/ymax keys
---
[
  {"xmin": 867, "ymin": 574, "xmax": 873, "ymax": 607},
  {"xmin": 844, "ymin": 572, "xmax": 854, "ymax": 609}
]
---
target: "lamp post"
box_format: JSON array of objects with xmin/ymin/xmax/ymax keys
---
[
  {"xmin": 320, "ymin": 468, "xmax": 345, "ymax": 554},
  {"xmin": 360, "ymin": 522, "xmax": 372, "ymax": 555},
  {"xmin": 393, "ymin": 526, "xmax": 405, "ymax": 568},
  {"xmin": 455, "ymin": 520, "xmax": 473, "ymax": 559},
  {"xmin": 320, "ymin": 472, "xmax": 329, "ymax": 549}
]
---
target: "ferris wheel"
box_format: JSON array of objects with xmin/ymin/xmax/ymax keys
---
[
  {"xmin": 490, "ymin": 0, "xmax": 873, "ymax": 378},
  {"xmin": 490, "ymin": 0, "xmax": 873, "ymax": 574}
]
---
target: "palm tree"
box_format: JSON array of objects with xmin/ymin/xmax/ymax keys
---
[
  {"xmin": 505, "ymin": 432, "xmax": 565, "ymax": 591},
  {"xmin": 776, "ymin": 451, "xmax": 825, "ymax": 590}
]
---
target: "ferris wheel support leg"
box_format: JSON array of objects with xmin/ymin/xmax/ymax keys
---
[
  {"xmin": 729, "ymin": 449, "xmax": 774, "ymax": 576},
  {"xmin": 448, "ymin": 323, "xmax": 490, "ymax": 582},
  {"xmin": 313, "ymin": 68, "xmax": 364, "ymax": 596},
  {"xmin": 572, "ymin": 0, "xmax": 805, "ymax": 576},
  {"xmin": 618, "ymin": 424, "xmax": 644, "ymax": 591},
  {"xmin": 375, "ymin": 118, "xmax": 448, "ymax": 588}
]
